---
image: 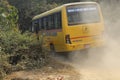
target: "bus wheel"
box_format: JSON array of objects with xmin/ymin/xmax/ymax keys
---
[{"xmin": 50, "ymin": 44, "xmax": 56, "ymax": 56}]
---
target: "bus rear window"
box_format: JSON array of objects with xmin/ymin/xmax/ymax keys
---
[{"xmin": 67, "ymin": 4, "xmax": 100, "ymax": 25}]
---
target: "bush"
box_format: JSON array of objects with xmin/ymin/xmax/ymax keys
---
[
  {"xmin": 0, "ymin": 0, "xmax": 48, "ymax": 79},
  {"xmin": 0, "ymin": 30, "xmax": 49, "ymax": 79},
  {"xmin": 0, "ymin": 31, "xmax": 32, "ymax": 54}
]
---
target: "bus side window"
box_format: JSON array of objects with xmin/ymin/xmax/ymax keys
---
[
  {"xmin": 46, "ymin": 17, "xmax": 48, "ymax": 29},
  {"xmin": 43, "ymin": 17, "xmax": 48, "ymax": 30},
  {"xmin": 54, "ymin": 12, "xmax": 62, "ymax": 29},
  {"xmin": 39, "ymin": 19, "xmax": 42, "ymax": 31},
  {"xmin": 54, "ymin": 13, "xmax": 58, "ymax": 29},
  {"xmin": 41, "ymin": 18, "xmax": 44, "ymax": 30},
  {"xmin": 43, "ymin": 17, "xmax": 47, "ymax": 30},
  {"xmin": 58, "ymin": 12, "xmax": 62, "ymax": 29},
  {"xmin": 34, "ymin": 21, "xmax": 39, "ymax": 34},
  {"xmin": 51, "ymin": 14, "xmax": 55, "ymax": 29},
  {"xmin": 48, "ymin": 15, "xmax": 51, "ymax": 30}
]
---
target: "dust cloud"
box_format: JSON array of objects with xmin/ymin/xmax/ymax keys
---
[{"xmin": 68, "ymin": 1, "xmax": 120, "ymax": 80}]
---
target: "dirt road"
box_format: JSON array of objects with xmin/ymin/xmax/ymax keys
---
[
  {"xmin": 5, "ymin": 38, "xmax": 120, "ymax": 80},
  {"xmin": 5, "ymin": 69, "xmax": 79, "ymax": 80},
  {"xmin": 77, "ymin": 68, "xmax": 120, "ymax": 80},
  {"xmin": 68, "ymin": 38, "xmax": 120, "ymax": 80},
  {"xmin": 4, "ymin": 57, "xmax": 80, "ymax": 80},
  {"xmin": 5, "ymin": 56, "xmax": 120, "ymax": 80}
]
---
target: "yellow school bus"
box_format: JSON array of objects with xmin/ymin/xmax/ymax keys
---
[{"xmin": 31, "ymin": 2, "xmax": 104, "ymax": 53}]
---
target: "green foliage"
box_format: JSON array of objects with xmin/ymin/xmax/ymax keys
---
[
  {"xmin": 0, "ymin": 53, "xmax": 11, "ymax": 79},
  {"xmin": 0, "ymin": 30, "xmax": 33, "ymax": 79},
  {"xmin": 0, "ymin": 0, "xmax": 19, "ymax": 78},
  {"xmin": 0, "ymin": 0, "xmax": 18, "ymax": 31},
  {"xmin": 0, "ymin": 30, "xmax": 48, "ymax": 79},
  {"xmin": 0, "ymin": 31, "xmax": 32, "ymax": 54},
  {"xmin": 0, "ymin": 1, "xmax": 48, "ymax": 78}
]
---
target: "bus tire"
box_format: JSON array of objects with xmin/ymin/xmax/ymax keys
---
[{"xmin": 50, "ymin": 44, "xmax": 56, "ymax": 56}]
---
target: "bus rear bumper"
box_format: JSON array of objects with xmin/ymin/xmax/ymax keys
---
[{"xmin": 57, "ymin": 40, "xmax": 104, "ymax": 52}]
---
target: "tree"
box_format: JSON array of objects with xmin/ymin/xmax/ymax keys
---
[
  {"xmin": 8, "ymin": 0, "xmax": 59, "ymax": 32},
  {"xmin": 0, "ymin": 0, "xmax": 18, "ymax": 31},
  {"xmin": 7, "ymin": 0, "xmax": 101, "ymax": 32}
]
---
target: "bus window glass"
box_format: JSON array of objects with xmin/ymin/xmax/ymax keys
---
[
  {"xmin": 67, "ymin": 4, "xmax": 100, "ymax": 25},
  {"xmin": 46, "ymin": 17, "xmax": 48, "ymax": 29},
  {"xmin": 48, "ymin": 16, "xmax": 51, "ymax": 30},
  {"xmin": 54, "ymin": 12, "xmax": 62, "ymax": 29},
  {"xmin": 41, "ymin": 18, "xmax": 44, "ymax": 29},
  {"xmin": 39, "ymin": 19, "xmax": 41, "ymax": 30},
  {"xmin": 57, "ymin": 12, "xmax": 62, "ymax": 29},
  {"xmin": 47, "ymin": 12, "xmax": 62, "ymax": 30},
  {"xmin": 51, "ymin": 14, "xmax": 55, "ymax": 29},
  {"xmin": 54, "ymin": 13, "xmax": 58, "ymax": 29},
  {"xmin": 34, "ymin": 20, "xmax": 39, "ymax": 34},
  {"xmin": 43, "ymin": 17, "xmax": 46, "ymax": 29}
]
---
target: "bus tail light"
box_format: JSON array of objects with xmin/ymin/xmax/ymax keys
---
[{"xmin": 65, "ymin": 34, "xmax": 71, "ymax": 44}]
